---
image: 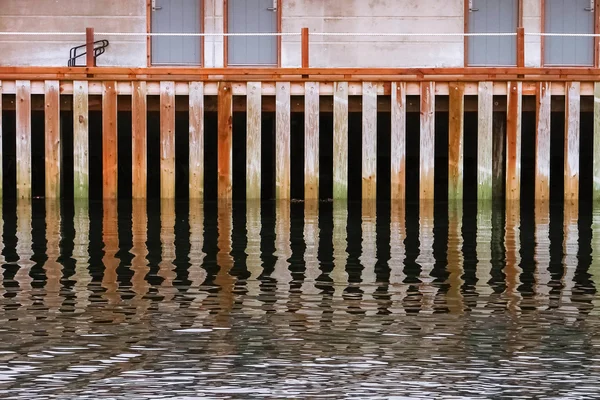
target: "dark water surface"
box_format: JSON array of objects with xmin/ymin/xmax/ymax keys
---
[{"xmin": 1, "ymin": 199, "xmax": 600, "ymax": 399}]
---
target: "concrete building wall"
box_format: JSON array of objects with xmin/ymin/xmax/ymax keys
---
[
  {"xmin": 0, "ymin": 1, "xmax": 564, "ymax": 68},
  {"xmin": 0, "ymin": 0, "xmax": 147, "ymax": 67}
]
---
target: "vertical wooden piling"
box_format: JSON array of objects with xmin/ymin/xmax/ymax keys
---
[
  {"xmin": 132, "ymin": 81, "xmax": 147, "ymax": 199},
  {"xmin": 102, "ymin": 81, "xmax": 118, "ymax": 199},
  {"xmin": 477, "ymin": 82, "xmax": 493, "ymax": 200},
  {"xmin": 506, "ymin": 81, "xmax": 522, "ymax": 201},
  {"xmin": 420, "ymin": 82, "xmax": 435, "ymax": 200},
  {"xmin": 448, "ymin": 82, "xmax": 464, "ymax": 201},
  {"xmin": 16, "ymin": 80, "xmax": 31, "ymax": 199},
  {"xmin": 492, "ymin": 113, "xmax": 506, "ymax": 200},
  {"xmin": 73, "ymin": 81, "xmax": 89, "ymax": 199},
  {"xmin": 535, "ymin": 82, "xmax": 551, "ymax": 204},
  {"xmin": 276, "ymin": 82, "xmax": 291, "ymax": 200},
  {"xmin": 305, "ymin": 82, "xmax": 319, "ymax": 200},
  {"xmin": 565, "ymin": 82, "xmax": 580, "ymax": 206},
  {"xmin": 45, "ymin": 80, "xmax": 61, "ymax": 199},
  {"xmin": 189, "ymin": 82, "xmax": 204, "ymax": 199},
  {"xmin": 594, "ymin": 82, "xmax": 600, "ymax": 201},
  {"xmin": 160, "ymin": 81, "xmax": 175, "ymax": 199},
  {"xmin": 391, "ymin": 82, "xmax": 406, "ymax": 201},
  {"xmin": 333, "ymin": 81, "xmax": 348, "ymax": 200},
  {"xmin": 218, "ymin": 82, "xmax": 233, "ymax": 200},
  {"xmin": 362, "ymin": 82, "xmax": 377, "ymax": 200},
  {"xmin": 246, "ymin": 82, "xmax": 261, "ymax": 200}
]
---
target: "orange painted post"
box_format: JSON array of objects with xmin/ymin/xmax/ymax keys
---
[
  {"xmin": 102, "ymin": 81, "xmax": 118, "ymax": 199},
  {"xmin": 506, "ymin": 81, "xmax": 522, "ymax": 201},
  {"xmin": 45, "ymin": 80, "xmax": 61, "ymax": 199},
  {"xmin": 86, "ymin": 28, "xmax": 95, "ymax": 67},
  {"xmin": 218, "ymin": 82, "xmax": 233, "ymax": 200},
  {"xmin": 301, "ymin": 27, "xmax": 309, "ymax": 69},
  {"xmin": 517, "ymin": 27, "xmax": 525, "ymax": 68},
  {"xmin": 160, "ymin": 81, "xmax": 175, "ymax": 199},
  {"xmin": 448, "ymin": 82, "xmax": 464, "ymax": 201}
]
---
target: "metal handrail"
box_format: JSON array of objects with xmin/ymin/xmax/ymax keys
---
[{"xmin": 67, "ymin": 40, "xmax": 109, "ymax": 67}]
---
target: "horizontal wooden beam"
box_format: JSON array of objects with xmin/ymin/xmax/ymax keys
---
[{"xmin": 2, "ymin": 93, "xmax": 594, "ymax": 113}]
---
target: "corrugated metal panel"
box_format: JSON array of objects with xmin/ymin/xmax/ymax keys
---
[
  {"xmin": 152, "ymin": 0, "xmax": 202, "ymax": 65},
  {"xmin": 545, "ymin": 0, "xmax": 594, "ymax": 66},
  {"xmin": 228, "ymin": 0, "xmax": 277, "ymax": 66},
  {"xmin": 468, "ymin": 0, "xmax": 517, "ymax": 66}
]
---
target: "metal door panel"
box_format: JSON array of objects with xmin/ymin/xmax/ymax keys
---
[
  {"xmin": 228, "ymin": 0, "xmax": 277, "ymax": 66},
  {"xmin": 468, "ymin": 0, "xmax": 518, "ymax": 66},
  {"xmin": 152, "ymin": 0, "xmax": 202, "ymax": 65},
  {"xmin": 545, "ymin": 0, "xmax": 594, "ymax": 66}
]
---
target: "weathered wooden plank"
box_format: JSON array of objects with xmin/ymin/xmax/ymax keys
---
[
  {"xmin": 333, "ymin": 81, "xmax": 348, "ymax": 200},
  {"xmin": 420, "ymin": 82, "xmax": 435, "ymax": 200},
  {"xmin": 132, "ymin": 81, "xmax": 147, "ymax": 199},
  {"xmin": 391, "ymin": 82, "xmax": 406, "ymax": 201},
  {"xmin": 102, "ymin": 81, "xmax": 118, "ymax": 199},
  {"xmin": 73, "ymin": 81, "xmax": 89, "ymax": 199},
  {"xmin": 492, "ymin": 113, "xmax": 506, "ymax": 200},
  {"xmin": 506, "ymin": 81, "xmax": 522, "ymax": 201},
  {"xmin": 594, "ymin": 82, "xmax": 600, "ymax": 201},
  {"xmin": 535, "ymin": 82, "xmax": 551, "ymax": 204},
  {"xmin": 276, "ymin": 82, "xmax": 291, "ymax": 200},
  {"xmin": 16, "ymin": 80, "xmax": 31, "ymax": 199},
  {"xmin": 565, "ymin": 82, "xmax": 580, "ymax": 206},
  {"xmin": 45, "ymin": 80, "xmax": 61, "ymax": 199},
  {"xmin": 477, "ymin": 82, "xmax": 493, "ymax": 200},
  {"xmin": 305, "ymin": 82, "xmax": 319, "ymax": 200},
  {"xmin": 189, "ymin": 82, "xmax": 204, "ymax": 199},
  {"xmin": 246, "ymin": 82, "xmax": 261, "ymax": 200},
  {"xmin": 448, "ymin": 82, "xmax": 464, "ymax": 201},
  {"xmin": 218, "ymin": 82, "xmax": 233, "ymax": 201},
  {"xmin": 362, "ymin": 82, "xmax": 377, "ymax": 200},
  {"xmin": 160, "ymin": 81, "xmax": 175, "ymax": 199}
]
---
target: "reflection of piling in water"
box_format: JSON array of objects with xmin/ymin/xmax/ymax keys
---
[
  {"xmin": 44, "ymin": 200, "xmax": 63, "ymax": 315},
  {"xmin": 0, "ymin": 204, "xmax": 5, "ymax": 318},
  {"xmin": 561, "ymin": 203, "xmax": 578, "ymax": 324},
  {"xmin": 15, "ymin": 199, "xmax": 34, "ymax": 320},
  {"xmin": 158, "ymin": 199, "xmax": 178, "ymax": 310},
  {"xmin": 101, "ymin": 200, "xmax": 121, "ymax": 307},
  {"xmin": 388, "ymin": 201, "xmax": 407, "ymax": 315},
  {"xmin": 244, "ymin": 200, "xmax": 265, "ymax": 315},
  {"xmin": 447, "ymin": 201, "xmax": 464, "ymax": 314},
  {"xmin": 298, "ymin": 200, "xmax": 322, "ymax": 322},
  {"xmin": 504, "ymin": 201, "xmax": 522, "ymax": 313},
  {"xmin": 72, "ymin": 200, "xmax": 92, "ymax": 315},
  {"xmin": 591, "ymin": 206, "xmax": 600, "ymax": 315},
  {"xmin": 215, "ymin": 200, "xmax": 235, "ymax": 326},
  {"xmin": 360, "ymin": 200, "xmax": 378, "ymax": 315},
  {"xmin": 272, "ymin": 201, "xmax": 292, "ymax": 313},
  {"xmin": 417, "ymin": 201, "xmax": 437, "ymax": 314},
  {"xmin": 534, "ymin": 203, "xmax": 551, "ymax": 311},
  {"xmin": 130, "ymin": 199, "xmax": 151, "ymax": 320},
  {"xmin": 475, "ymin": 201, "xmax": 493, "ymax": 314},
  {"xmin": 331, "ymin": 201, "xmax": 349, "ymax": 313},
  {"xmin": 188, "ymin": 199, "xmax": 209, "ymax": 322}
]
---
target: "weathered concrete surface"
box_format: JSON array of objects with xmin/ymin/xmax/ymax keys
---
[
  {"xmin": 0, "ymin": 0, "xmax": 146, "ymax": 66},
  {"xmin": 523, "ymin": 0, "xmax": 541, "ymax": 67}
]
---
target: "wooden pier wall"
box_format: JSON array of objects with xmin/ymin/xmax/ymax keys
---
[{"xmin": 0, "ymin": 73, "xmax": 599, "ymax": 205}]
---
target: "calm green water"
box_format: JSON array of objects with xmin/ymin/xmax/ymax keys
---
[{"xmin": 0, "ymin": 199, "xmax": 599, "ymax": 399}]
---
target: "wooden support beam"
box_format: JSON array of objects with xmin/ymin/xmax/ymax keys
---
[
  {"xmin": 218, "ymin": 82, "xmax": 233, "ymax": 200},
  {"xmin": 448, "ymin": 82, "xmax": 464, "ymax": 201},
  {"xmin": 362, "ymin": 82, "xmax": 377, "ymax": 200},
  {"xmin": 160, "ymin": 81, "xmax": 175, "ymax": 199},
  {"xmin": 492, "ymin": 112, "xmax": 506, "ymax": 200},
  {"xmin": 333, "ymin": 81, "xmax": 348, "ymax": 200},
  {"xmin": 506, "ymin": 81, "xmax": 522, "ymax": 201},
  {"xmin": 45, "ymin": 80, "xmax": 60, "ymax": 199},
  {"xmin": 132, "ymin": 81, "xmax": 147, "ymax": 199},
  {"xmin": 73, "ymin": 81, "xmax": 89, "ymax": 199},
  {"xmin": 535, "ymin": 82, "xmax": 551, "ymax": 205},
  {"xmin": 16, "ymin": 80, "xmax": 31, "ymax": 199},
  {"xmin": 305, "ymin": 82, "xmax": 319, "ymax": 200},
  {"xmin": 246, "ymin": 82, "xmax": 261, "ymax": 200},
  {"xmin": 565, "ymin": 82, "xmax": 580, "ymax": 206},
  {"xmin": 477, "ymin": 81, "xmax": 493, "ymax": 200},
  {"xmin": 276, "ymin": 82, "xmax": 290, "ymax": 200},
  {"xmin": 86, "ymin": 28, "xmax": 95, "ymax": 68},
  {"xmin": 301, "ymin": 28, "xmax": 309, "ymax": 69},
  {"xmin": 189, "ymin": 82, "xmax": 204, "ymax": 199},
  {"xmin": 391, "ymin": 82, "xmax": 406, "ymax": 201},
  {"xmin": 594, "ymin": 82, "xmax": 600, "ymax": 201},
  {"xmin": 517, "ymin": 27, "xmax": 525, "ymax": 68},
  {"xmin": 102, "ymin": 81, "xmax": 118, "ymax": 199},
  {"xmin": 420, "ymin": 82, "xmax": 435, "ymax": 200}
]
